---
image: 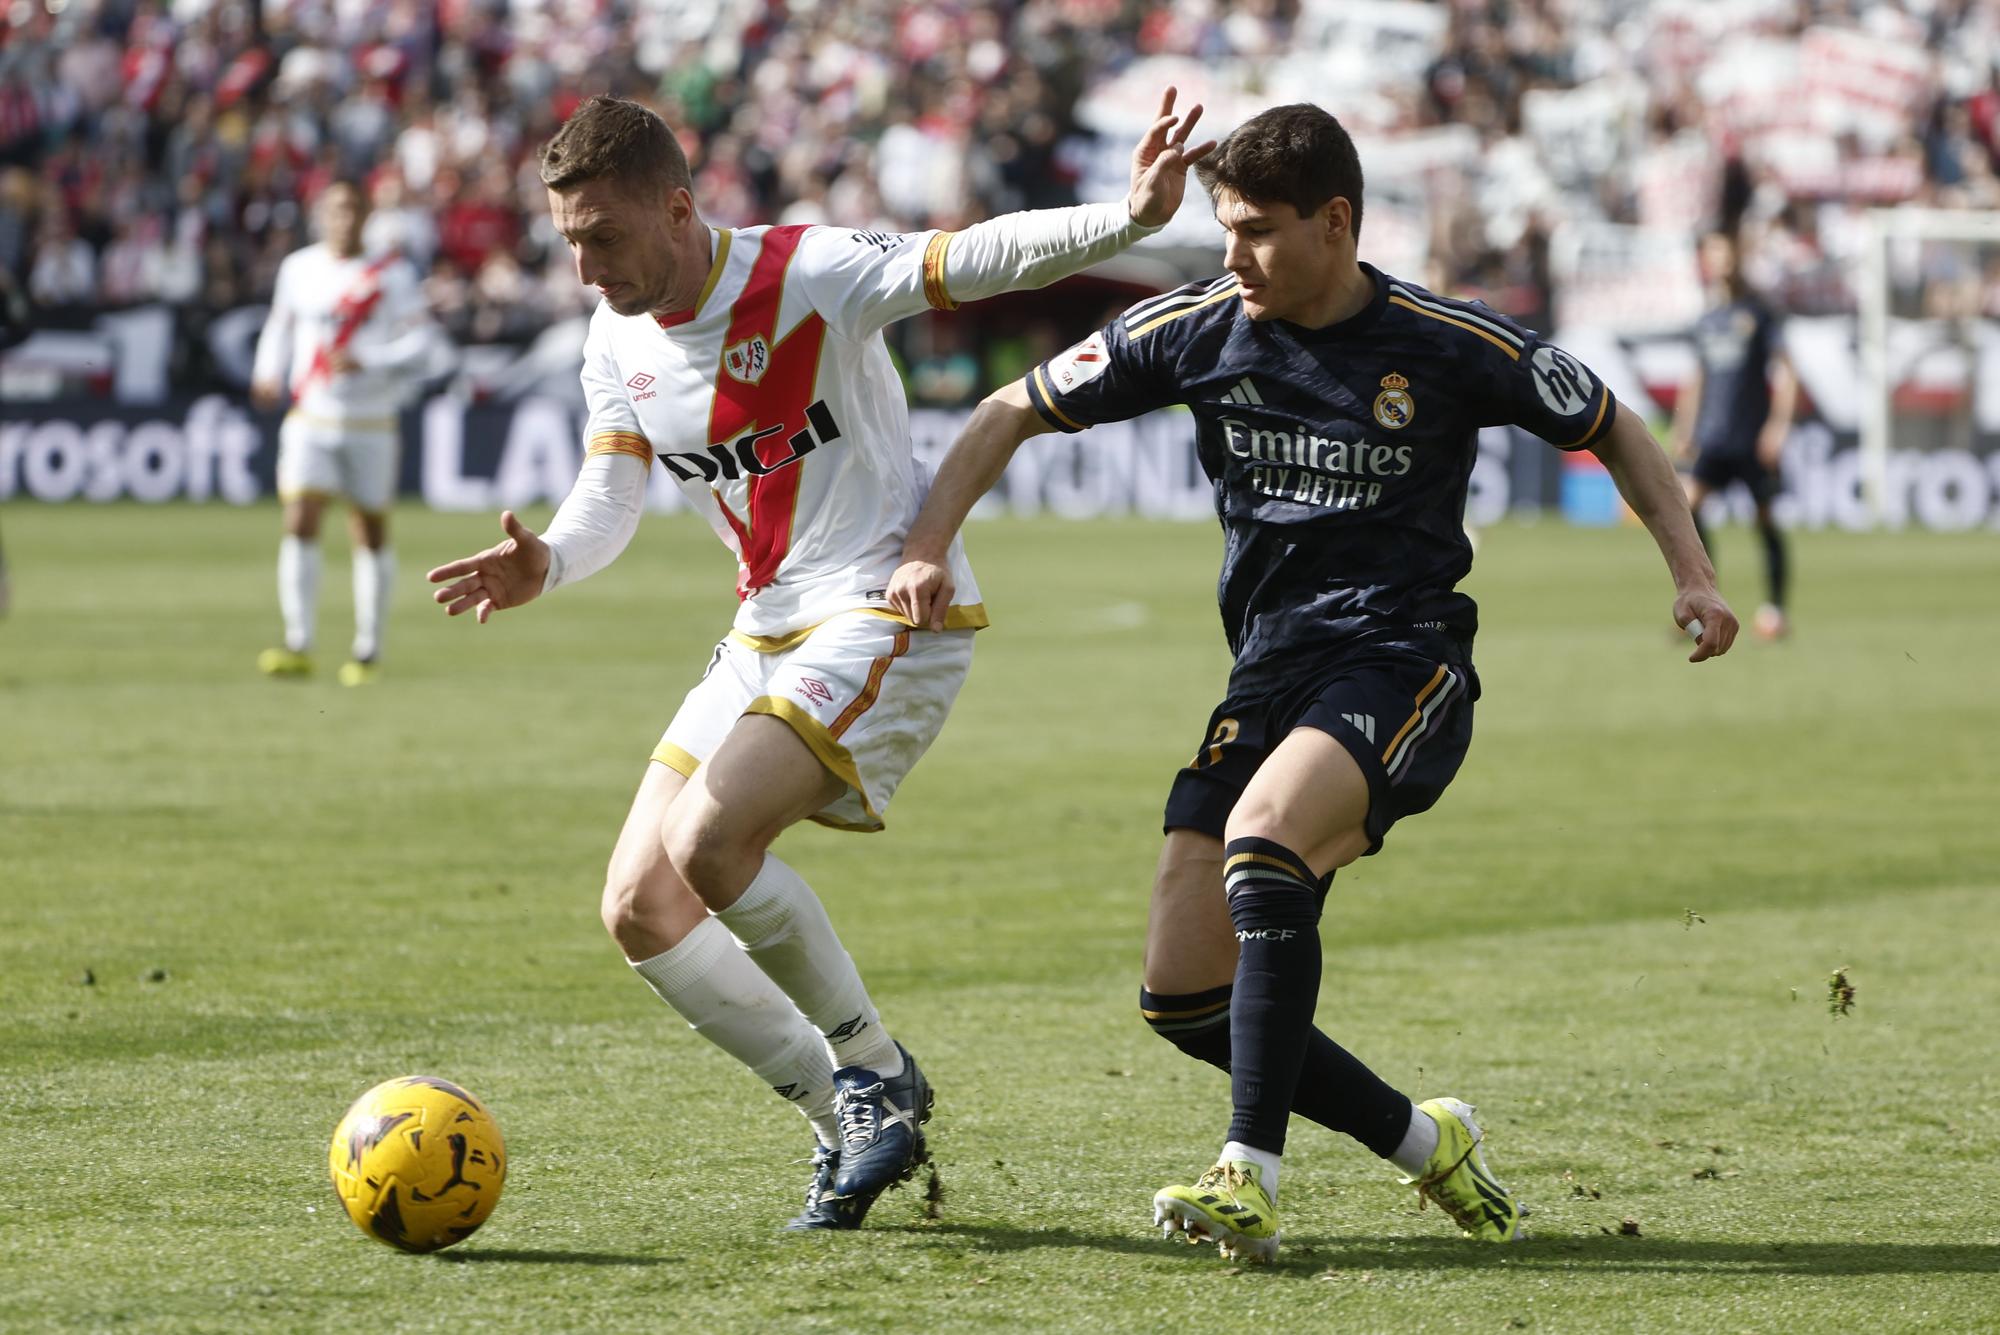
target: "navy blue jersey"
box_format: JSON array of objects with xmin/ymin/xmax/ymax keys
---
[
  {"xmin": 1690, "ymin": 297, "xmax": 1782, "ymax": 457},
  {"xmin": 1027, "ymin": 263, "xmax": 1617, "ymax": 692}
]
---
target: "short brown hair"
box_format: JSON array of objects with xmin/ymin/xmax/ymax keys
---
[
  {"xmin": 1196, "ymin": 103, "xmax": 1365, "ymax": 239},
  {"xmin": 538, "ymin": 95, "xmax": 690, "ymax": 198}
]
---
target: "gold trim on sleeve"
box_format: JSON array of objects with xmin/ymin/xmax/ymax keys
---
[
  {"xmin": 586, "ymin": 431, "xmax": 655, "ymax": 469},
  {"xmin": 648, "ymin": 740, "xmax": 702, "ymax": 777},
  {"xmin": 1031, "ymin": 367, "xmax": 1086, "ymax": 431},
  {"xmin": 922, "ymin": 231, "xmax": 960, "ymax": 311},
  {"xmin": 1559, "ymin": 389, "xmax": 1613, "ymax": 450}
]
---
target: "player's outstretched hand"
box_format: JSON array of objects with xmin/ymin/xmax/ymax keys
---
[
  {"xmin": 887, "ymin": 558, "xmax": 954, "ymax": 633},
  {"xmin": 1675, "ymin": 588, "xmax": 1738, "ymax": 663},
  {"xmin": 427, "ymin": 510, "xmax": 550, "ymax": 624},
  {"xmin": 1127, "ymin": 86, "xmax": 1217, "ymax": 229}
]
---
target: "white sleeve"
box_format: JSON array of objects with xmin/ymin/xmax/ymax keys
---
[
  {"xmin": 798, "ymin": 202, "xmax": 1159, "ymax": 341},
  {"xmin": 541, "ymin": 451, "xmax": 648, "ymax": 593},
  {"xmin": 580, "ymin": 313, "xmax": 646, "ymax": 446},
  {"xmin": 251, "ymin": 256, "xmax": 295, "ymax": 386},
  {"xmin": 548, "ymin": 312, "xmax": 654, "ymax": 592}
]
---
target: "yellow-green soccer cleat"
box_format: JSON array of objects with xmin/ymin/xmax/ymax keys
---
[
  {"xmin": 1152, "ymin": 1160, "xmax": 1281, "ymax": 1262},
  {"xmin": 1402, "ymin": 1097, "xmax": 1526, "ymax": 1241},
  {"xmin": 257, "ymin": 647, "xmax": 312, "ymax": 678},
  {"xmin": 337, "ymin": 659, "xmax": 380, "ymax": 687}
]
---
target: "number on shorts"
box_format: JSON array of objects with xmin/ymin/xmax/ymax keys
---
[{"xmin": 1193, "ymin": 717, "xmax": 1239, "ymax": 769}]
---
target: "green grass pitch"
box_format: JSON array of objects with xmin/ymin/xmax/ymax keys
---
[{"xmin": 2, "ymin": 500, "xmax": 1997, "ymax": 1332}]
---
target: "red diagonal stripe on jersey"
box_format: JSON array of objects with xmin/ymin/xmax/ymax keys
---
[
  {"xmin": 709, "ymin": 225, "xmax": 827, "ymax": 599},
  {"xmin": 293, "ymin": 252, "xmax": 398, "ymax": 400}
]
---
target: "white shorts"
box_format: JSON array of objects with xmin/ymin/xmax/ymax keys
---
[
  {"xmin": 651, "ymin": 611, "xmax": 976, "ymax": 832},
  {"xmin": 276, "ymin": 413, "xmax": 399, "ymax": 514}
]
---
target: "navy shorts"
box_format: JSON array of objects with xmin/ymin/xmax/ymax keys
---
[
  {"xmin": 1162, "ymin": 651, "xmax": 1479, "ymax": 856},
  {"xmin": 1692, "ymin": 449, "xmax": 1780, "ymax": 506}
]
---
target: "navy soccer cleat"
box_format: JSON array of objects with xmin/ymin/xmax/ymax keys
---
[
  {"xmin": 828, "ymin": 1043, "xmax": 933, "ymax": 1201},
  {"xmin": 783, "ymin": 1143, "xmax": 870, "ymax": 1231}
]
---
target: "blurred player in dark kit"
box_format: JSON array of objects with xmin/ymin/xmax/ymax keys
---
[{"xmin": 1673, "ymin": 229, "xmax": 1798, "ymax": 640}]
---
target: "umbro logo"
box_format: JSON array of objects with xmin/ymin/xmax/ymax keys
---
[
  {"xmin": 772, "ymin": 1082, "xmax": 805, "ymax": 1101},
  {"xmin": 1223, "ymin": 377, "xmax": 1264, "ymax": 407},
  {"xmin": 1340, "ymin": 712, "xmax": 1376, "ymax": 742},
  {"xmin": 824, "ymin": 1015, "xmax": 871, "ymax": 1044},
  {"xmin": 626, "ymin": 373, "xmax": 654, "ymax": 390}
]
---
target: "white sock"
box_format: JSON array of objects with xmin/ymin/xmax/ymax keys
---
[
  {"xmin": 1388, "ymin": 1101, "xmax": 1440, "ymax": 1175},
  {"xmin": 1220, "ymin": 1140, "xmax": 1282, "ymax": 1201},
  {"xmin": 630, "ymin": 917, "xmax": 838, "ymax": 1146},
  {"xmin": 278, "ymin": 536, "xmax": 320, "ymax": 653},
  {"xmin": 351, "ymin": 545, "xmax": 394, "ymax": 663},
  {"xmin": 715, "ymin": 854, "xmax": 901, "ymax": 1076}
]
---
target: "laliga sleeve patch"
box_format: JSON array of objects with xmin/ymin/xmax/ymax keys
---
[
  {"xmin": 1047, "ymin": 331, "xmax": 1112, "ymax": 393},
  {"xmin": 1531, "ymin": 344, "xmax": 1595, "ymax": 416}
]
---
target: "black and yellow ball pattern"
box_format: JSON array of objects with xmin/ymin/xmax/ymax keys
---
[{"xmin": 328, "ymin": 1075, "xmax": 506, "ymax": 1253}]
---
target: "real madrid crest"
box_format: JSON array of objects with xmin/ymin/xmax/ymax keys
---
[
  {"xmin": 723, "ymin": 334, "xmax": 771, "ymax": 385},
  {"xmin": 1373, "ymin": 372, "xmax": 1414, "ymax": 430}
]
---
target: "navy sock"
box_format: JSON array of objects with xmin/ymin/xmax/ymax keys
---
[
  {"xmin": 1222, "ymin": 836, "xmax": 1325, "ymax": 1154},
  {"xmin": 1759, "ymin": 519, "xmax": 1788, "ymax": 609},
  {"xmin": 1142, "ymin": 983, "xmax": 1413, "ymax": 1158}
]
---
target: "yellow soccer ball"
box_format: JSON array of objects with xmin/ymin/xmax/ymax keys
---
[{"xmin": 328, "ymin": 1075, "xmax": 506, "ymax": 1253}]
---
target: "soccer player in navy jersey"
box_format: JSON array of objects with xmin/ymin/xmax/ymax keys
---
[
  {"xmin": 1673, "ymin": 229, "xmax": 1798, "ymax": 639},
  {"xmin": 889, "ymin": 104, "xmax": 1739, "ymax": 1262}
]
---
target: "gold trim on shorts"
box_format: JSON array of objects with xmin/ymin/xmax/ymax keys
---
[{"xmin": 727, "ymin": 602, "xmax": 989, "ymax": 654}]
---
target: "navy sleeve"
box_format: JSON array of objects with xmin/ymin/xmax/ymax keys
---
[
  {"xmin": 1467, "ymin": 309, "xmax": 1617, "ymax": 452},
  {"xmin": 1025, "ymin": 288, "xmax": 1192, "ymax": 433}
]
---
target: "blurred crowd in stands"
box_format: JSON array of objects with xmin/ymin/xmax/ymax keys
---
[{"xmin": 2, "ymin": 0, "xmax": 1999, "ymax": 397}]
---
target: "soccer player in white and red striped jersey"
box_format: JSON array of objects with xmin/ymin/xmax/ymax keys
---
[
  {"xmin": 252, "ymin": 180, "xmax": 434, "ymax": 686},
  {"xmin": 426, "ymin": 93, "xmax": 1213, "ymax": 1229}
]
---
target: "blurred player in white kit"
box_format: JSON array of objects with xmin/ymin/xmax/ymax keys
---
[
  {"xmin": 427, "ymin": 93, "xmax": 1212, "ymax": 1229},
  {"xmin": 252, "ymin": 179, "xmax": 433, "ymax": 685}
]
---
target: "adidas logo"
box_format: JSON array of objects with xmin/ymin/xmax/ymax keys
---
[
  {"xmin": 1223, "ymin": 377, "xmax": 1264, "ymax": 407},
  {"xmin": 1340, "ymin": 712, "xmax": 1376, "ymax": 742}
]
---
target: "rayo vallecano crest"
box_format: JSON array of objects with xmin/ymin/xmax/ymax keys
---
[
  {"xmin": 1373, "ymin": 372, "xmax": 1415, "ymax": 429},
  {"xmin": 723, "ymin": 334, "xmax": 771, "ymax": 385}
]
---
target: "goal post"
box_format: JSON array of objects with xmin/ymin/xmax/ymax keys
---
[{"xmin": 1857, "ymin": 207, "xmax": 2000, "ymax": 525}]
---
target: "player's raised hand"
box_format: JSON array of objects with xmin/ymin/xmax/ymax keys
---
[
  {"xmin": 887, "ymin": 558, "xmax": 955, "ymax": 633},
  {"xmin": 427, "ymin": 510, "xmax": 551, "ymax": 624},
  {"xmin": 1675, "ymin": 588, "xmax": 1739, "ymax": 662},
  {"xmin": 1127, "ymin": 86, "xmax": 1217, "ymax": 229}
]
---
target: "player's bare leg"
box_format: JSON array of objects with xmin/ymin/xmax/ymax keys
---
[
  {"xmin": 604, "ymin": 760, "xmax": 848, "ymax": 1223},
  {"xmin": 1144, "ymin": 831, "xmax": 1236, "ymax": 996},
  {"xmin": 341, "ymin": 506, "xmax": 393, "ymax": 685},
  {"xmin": 665, "ymin": 714, "xmax": 933, "ymax": 1220},
  {"xmin": 603, "ymin": 762, "xmax": 711, "ymax": 959},
  {"xmin": 261, "ymin": 494, "xmax": 325, "ymax": 676}
]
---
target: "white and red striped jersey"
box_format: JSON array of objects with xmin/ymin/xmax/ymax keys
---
[
  {"xmin": 579, "ymin": 223, "xmax": 990, "ymax": 639},
  {"xmin": 251, "ymin": 243, "xmax": 432, "ymax": 423}
]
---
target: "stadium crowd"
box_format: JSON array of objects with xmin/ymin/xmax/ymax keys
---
[{"xmin": 2, "ymin": 0, "xmax": 1998, "ymax": 387}]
